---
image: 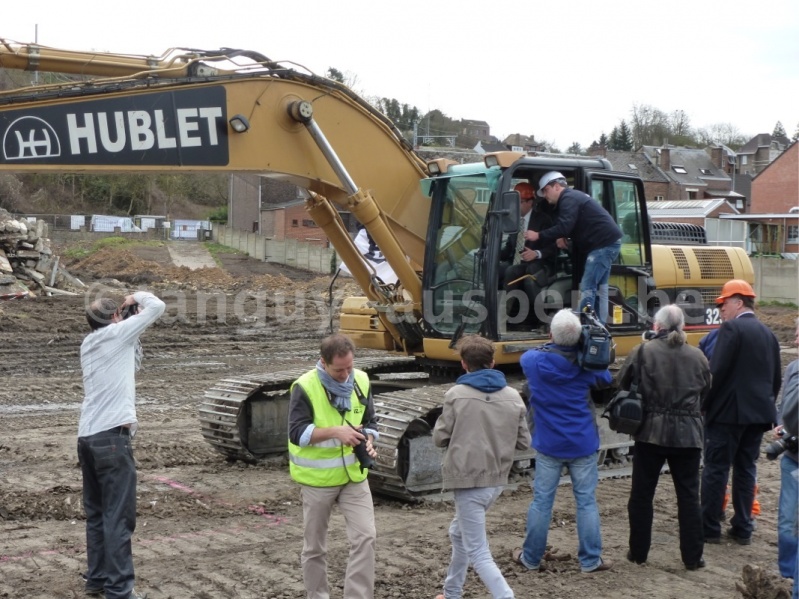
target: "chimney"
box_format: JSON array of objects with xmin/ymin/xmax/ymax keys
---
[
  {"xmin": 660, "ymin": 147, "xmax": 671, "ymax": 171},
  {"xmin": 711, "ymin": 146, "xmax": 724, "ymax": 169}
]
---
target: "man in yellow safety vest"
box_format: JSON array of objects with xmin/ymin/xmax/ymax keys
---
[{"xmin": 288, "ymin": 334, "xmax": 379, "ymax": 599}]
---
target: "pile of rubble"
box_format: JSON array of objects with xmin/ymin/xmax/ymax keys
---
[{"xmin": 0, "ymin": 208, "xmax": 85, "ymax": 299}]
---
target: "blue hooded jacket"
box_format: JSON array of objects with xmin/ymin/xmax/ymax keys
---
[
  {"xmin": 456, "ymin": 368, "xmax": 508, "ymax": 393},
  {"xmin": 520, "ymin": 344, "xmax": 612, "ymax": 459}
]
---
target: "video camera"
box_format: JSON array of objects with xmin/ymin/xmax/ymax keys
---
[
  {"xmin": 576, "ymin": 306, "xmax": 615, "ymax": 370},
  {"xmin": 765, "ymin": 430, "xmax": 798, "ymax": 461}
]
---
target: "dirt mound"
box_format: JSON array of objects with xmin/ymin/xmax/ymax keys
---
[
  {"xmin": 67, "ymin": 246, "xmax": 237, "ymax": 290},
  {"xmin": 758, "ymin": 305, "xmax": 798, "ymax": 344}
]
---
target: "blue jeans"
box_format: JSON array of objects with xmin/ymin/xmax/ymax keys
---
[
  {"xmin": 78, "ymin": 428, "xmax": 138, "ymax": 599},
  {"xmin": 520, "ymin": 452, "xmax": 603, "ymax": 572},
  {"xmin": 778, "ymin": 455, "xmax": 799, "ymax": 581},
  {"xmin": 578, "ymin": 240, "xmax": 621, "ymax": 324},
  {"xmin": 442, "ymin": 487, "xmax": 513, "ymax": 599}
]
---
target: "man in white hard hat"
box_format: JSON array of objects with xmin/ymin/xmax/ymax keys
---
[{"xmin": 524, "ymin": 172, "xmax": 622, "ymax": 323}]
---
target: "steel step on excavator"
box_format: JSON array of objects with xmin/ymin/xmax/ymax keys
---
[{"xmin": 0, "ymin": 39, "xmax": 753, "ymax": 499}]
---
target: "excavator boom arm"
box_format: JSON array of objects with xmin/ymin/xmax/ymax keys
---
[{"xmin": 0, "ymin": 40, "xmax": 432, "ymax": 348}]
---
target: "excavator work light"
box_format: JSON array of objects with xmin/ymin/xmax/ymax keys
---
[{"xmin": 229, "ymin": 114, "xmax": 250, "ymax": 133}]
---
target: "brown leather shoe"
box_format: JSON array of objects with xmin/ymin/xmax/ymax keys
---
[
  {"xmin": 511, "ymin": 547, "xmax": 546, "ymax": 571},
  {"xmin": 584, "ymin": 559, "xmax": 613, "ymax": 573}
]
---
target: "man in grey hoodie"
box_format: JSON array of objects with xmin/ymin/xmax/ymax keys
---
[{"xmin": 433, "ymin": 335, "xmax": 530, "ymax": 599}]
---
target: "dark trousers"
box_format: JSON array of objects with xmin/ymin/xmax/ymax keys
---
[
  {"xmin": 628, "ymin": 442, "xmax": 703, "ymax": 566},
  {"xmin": 502, "ymin": 261, "xmax": 548, "ymax": 324},
  {"xmin": 701, "ymin": 423, "xmax": 763, "ymax": 540},
  {"xmin": 78, "ymin": 428, "xmax": 138, "ymax": 599}
]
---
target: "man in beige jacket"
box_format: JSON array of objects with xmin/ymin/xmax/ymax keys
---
[{"xmin": 433, "ymin": 335, "xmax": 530, "ymax": 599}]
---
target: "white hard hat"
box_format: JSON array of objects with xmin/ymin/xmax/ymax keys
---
[{"xmin": 537, "ymin": 171, "xmax": 565, "ymax": 197}]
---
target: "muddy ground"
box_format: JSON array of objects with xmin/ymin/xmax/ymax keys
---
[{"xmin": 0, "ymin": 241, "xmax": 797, "ymax": 599}]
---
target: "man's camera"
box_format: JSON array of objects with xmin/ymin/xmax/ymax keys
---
[
  {"xmin": 119, "ymin": 303, "xmax": 139, "ymax": 320},
  {"xmin": 765, "ymin": 431, "xmax": 798, "ymax": 460},
  {"xmin": 352, "ymin": 438, "xmax": 375, "ymax": 472}
]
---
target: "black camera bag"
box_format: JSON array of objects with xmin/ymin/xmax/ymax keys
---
[{"xmin": 602, "ymin": 344, "xmax": 646, "ymax": 435}]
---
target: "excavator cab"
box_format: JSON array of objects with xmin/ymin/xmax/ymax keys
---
[{"xmin": 419, "ymin": 157, "xmax": 655, "ymax": 350}]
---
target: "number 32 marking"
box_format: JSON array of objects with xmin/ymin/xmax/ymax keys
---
[{"xmin": 705, "ymin": 307, "xmax": 721, "ymax": 325}]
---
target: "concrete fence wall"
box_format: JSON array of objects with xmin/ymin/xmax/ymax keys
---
[
  {"xmin": 215, "ymin": 225, "xmax": 335, "ymax": 275},
  {"xmin": 752, "ymin": 256, "xmax": 799, "ymax": 304}
]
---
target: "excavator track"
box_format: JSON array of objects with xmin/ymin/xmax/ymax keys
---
[
  {"xmin": 200, "ymin": 359, "xmax": 635, "ymax": 501},
  {"xmin": 198, "ymin": 355, "xmax": 421, "ymax": 461}
]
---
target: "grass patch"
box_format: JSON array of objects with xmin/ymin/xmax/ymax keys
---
[
  {"xmin": 760, "ymin": 300, "xmax": 799, "ymax": 310},
  {"xmin": 204, "ymin": 242, "xmax": 245, "ymax": 262}
]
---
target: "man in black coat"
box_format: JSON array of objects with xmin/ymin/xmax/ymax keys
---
[
  {"xmin": 498, "ymin": 182, "xmax": 558, "ymax": 327},
  {"xmin": 700, "ymin": 279, "xmax": 782, "ymax": 545}
]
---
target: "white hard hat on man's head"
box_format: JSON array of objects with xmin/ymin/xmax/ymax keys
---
[{"xmin": 537, "ymin": 171, "xmax": 565, "ymax": 197}]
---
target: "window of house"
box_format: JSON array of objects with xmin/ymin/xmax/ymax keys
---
[
  {"xmin": 654, "ymin": 195, "xmax": 664, "ymax": 201},
  {"xmin": 628, "ymin": 164, "xmax": 637, "ymax": 170},
  {"xmin": 788, "ymin": 225, "xmax": 799, "ymax": 243},
  {"xmin": 302, "ymin": 219, "xmax": 317, "ymax": 227},
  {"xmin": 699, "ymin": 168, "xmax": 712, "ymax": 175},
  {"xmin": 292, "ymin": 219, "xmax": 299, "ymax": 227},
  {"xmin": 672, "ymin": 165, "xmax": 688, "ymax": 174},
  {"xmin": 741, "ymin": 156, "xmax": 748, "ymax": 165},
  {"xmin": 688, "ymin": 190, "xmax": 697, "ymax": 200}
]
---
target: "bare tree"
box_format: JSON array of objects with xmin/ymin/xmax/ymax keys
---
[
  {"xmin": 695, "ymin": 123, "xmax": 747, "ymax": 149},
  {"xmin": 630, "ymin": 104, "xmax": 670, "ymax": 147},
  {"xmin": 669, "ymin": 110, "xmax": 692, "ymax": 137}
]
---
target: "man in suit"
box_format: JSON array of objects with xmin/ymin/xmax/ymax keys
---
[
  {"xmin": 499, "ymin": 182, "xmax": 558, "ymax": 327},
  {"xmin": 700, "ymin": 279, "xmax": 782, "ymax": 545}
]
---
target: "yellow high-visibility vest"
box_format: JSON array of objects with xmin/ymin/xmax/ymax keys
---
[{"xmin": 288, "ymin": 369, "xmax": 371, "ymax": 487}]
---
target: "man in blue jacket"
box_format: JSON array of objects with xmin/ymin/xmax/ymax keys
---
[
  {"xmin": 512, "ymin": 309, "xmax": 613, "ymax": 573},
  {"xmin": 524, "ymin": 172, "xmax": 622, "ymax": 323}
]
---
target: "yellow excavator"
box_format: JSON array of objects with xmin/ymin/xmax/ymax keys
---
[{"xmin": 0, "ymin": 40, "xmax": 753, "ymax": 499}]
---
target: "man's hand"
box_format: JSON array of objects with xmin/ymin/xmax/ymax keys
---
[
  {"xmin": 556, "ymin": 237, "xmax": 569, "ymax": 250},
  {"xmin": 524, "ymin": 230, "xmax": 540, "ymax": 243},
  {"xmin": 364, "ymin": 437, "xmax": 377, "ymax": 458},
  {"xmin": 773, "ymin": 424, "xmax": 785, "ymax": 439},
  {"xmin": 336, "ymin": 425, "xmax": 366, "ymax": 448},
  {"xmin": 120, "ymin": 294, "xmax": 138, "ymax": 308},
  {"xmin": 520, "ymin": 248, "xmax": 537, "ymax": 262}
]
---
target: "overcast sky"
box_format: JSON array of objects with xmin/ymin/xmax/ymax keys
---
[{"xmin": 4, "ymin": 0, "xmax": 798, "ymax": 149}]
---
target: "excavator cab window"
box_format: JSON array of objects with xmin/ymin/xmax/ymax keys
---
[{"xmin": 425, "ymin": 173, "xmax": 495, "ymax": 336}]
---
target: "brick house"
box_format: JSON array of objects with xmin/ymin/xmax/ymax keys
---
[
  {"xmin": 724, "ymin": 141, "xmax": 799, "ymax": 254},
  {"xmin": 501, "ymin": 134, "xmax": 547, "ymax": 153},
  {"xmin": 736, "ymin": 133, "xmax": 793, "ymax": 176},
  {"xmin": 604, "ymin": 150, "xmax": 670, "ymax": 203},
  {"xmin": 228, "ymin": 175, "xmax": 357, "ymax": 246},
  {"xmin": 261, "ymin": 200, "xmax": 329, "ymax": 247},
  {"xmin": 640, "ymin": 144, "xmax": 745, "ymax": 207},
  {"xmin": 461, "ymin": 119, "xmax": 491, "ymax": 142}
]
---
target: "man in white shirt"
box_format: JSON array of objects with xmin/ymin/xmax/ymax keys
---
[
  {"xmin": 78, "ymin": 291, "xmax": 165, "ymax": 599},
  {"xmin": 499, "ymin": 182, "xmax": 558, "ymax": 328}
]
